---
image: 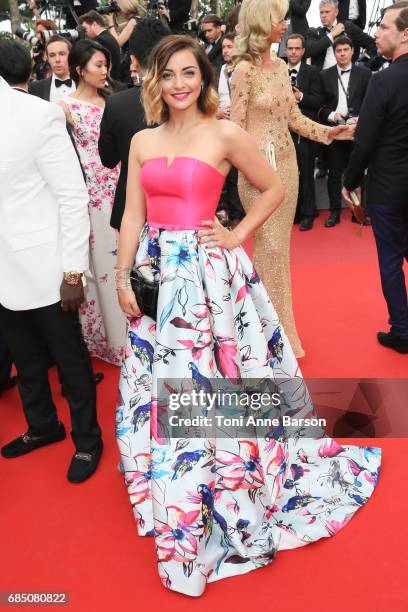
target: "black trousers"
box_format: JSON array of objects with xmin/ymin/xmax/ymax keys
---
[
  {"xmin": 0, "ymin": 329, "xmax": 12, "ymax": 386},
  {"xmin": 0, "ymin": 302, "xmax": 101, "ymax": 452},
  {"xmin": 292, "ymin": 134, "xmax": 316, "ymax": 219},
  {"xmin": 327, "ymin": 140, "xmax": 356, "ymax": 213},
  {"xmin": 369, "ymin": 202, "xmax": 408, "ymax": 339}
]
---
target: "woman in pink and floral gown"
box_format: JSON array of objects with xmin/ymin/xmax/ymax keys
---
[{"xmin": 61, "ymin": 39, "xmax": 126, "ymax": 365}]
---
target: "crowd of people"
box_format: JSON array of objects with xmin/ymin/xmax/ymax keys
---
[{"xmin": 1, "ymin": 0, "xmax": 408, "ymax": 599}]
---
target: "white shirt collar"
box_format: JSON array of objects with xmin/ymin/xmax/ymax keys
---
[
  {"xmin": 337, "ymin": 63, "xmax": 352, "ymax": 74},
  {"xmin": 289, "ymin": 61, "xmax": 302, "ymax": 72},
  {"xmin": 324, "ymin": 19, "xmax": 337, "ymax": 29}
]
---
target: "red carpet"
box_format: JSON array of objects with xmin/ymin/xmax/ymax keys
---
[{"xmin": 1, "ymin": 217, "xmax": 407, "ymax": 611}]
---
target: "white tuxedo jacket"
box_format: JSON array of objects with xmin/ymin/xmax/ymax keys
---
[{"xmin": 0, "ymin": 78, "xmax": 90, "ymax": 311}]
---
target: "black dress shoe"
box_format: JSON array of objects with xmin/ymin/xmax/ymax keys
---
[
  {"xmin": 67, "ymin": 439, "xmax": 103, "ymax": 483},
  {"xmin": 325, "ymin": 213, "xmax": 341, "ymax": 228},
  {"xmin": 377, "ymin": 332, "xmax": 408, "ymax": 354},
  {"xmin": 1, "ymin": 422, "xmax": 66, "ymax": 458},
  {"xmin": 300, "ymin": 218, "xmax": 313, "ymax": 231}
]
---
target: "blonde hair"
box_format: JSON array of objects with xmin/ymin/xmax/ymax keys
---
[
  {"xmin": 142, "ymin": 35, "xmax": 219, "ymax": 126},
  {"xmin": 117, "ymin": 0, "xmax": 138, "ymax": 15},
  {"xmin": 233, "ymin": 0, "xmax": 289, "ymax": 65}
]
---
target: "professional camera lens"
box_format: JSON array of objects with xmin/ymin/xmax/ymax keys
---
[{"xmin": 15, "ymin": 26, "xmax": 40, "ymax": 48}]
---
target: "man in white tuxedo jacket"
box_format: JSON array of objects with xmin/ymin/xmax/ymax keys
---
[{"xmin": 0, "ymin": 41, "xmax": 102, "ymax": 483}]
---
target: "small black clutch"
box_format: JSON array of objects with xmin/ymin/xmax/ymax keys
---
[{"xmin": 130, "ymin": 269, "xmax": 159, "ymax": 321}]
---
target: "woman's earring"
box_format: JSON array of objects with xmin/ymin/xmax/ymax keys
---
[{"xmin": 201, "ymin": 81, "xmax": 204, "ymax": 91}]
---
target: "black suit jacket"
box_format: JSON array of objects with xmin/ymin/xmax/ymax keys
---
[
  {"xmin": 338, "ymin": 0, "xmax": 366, "ymax": 30},
  {"xmin": 292, "ymin": 62, "xmax": 322, "ymax": 120},
  {"xmin": 344, "ymin": 53, "xmax": 408, "ymax": 206},
  {"xmin": 305, "ymin": 21, "xmax": 376, "ymax": 71},
  {"xmin": 207, "ymin": 36, "xmax": 224, "ymax": 81},
  {"xmin": 95, "ymin": 30, "xmax": 121, "ymax": 81},
  {"xmin": 318, "ymin": 64, "xmax": 371, "ymax": 123},
  {"xmin": 289, "ymin": 0, "xmax": 311, "ymax": 38},
  {"xmin": 28, "ymin": 77, "xmax": 52, "ymax": 101},
  {"xmin": 66, "ymin": 0, "xmax": 97, "ymax": 28},
  {"xmin": 98, "ymin": 84, "xmax": 148, "ymax": 230},
  {"xmin": 168, "ymin": 0, "xmax": 191, "ymax": 33}
]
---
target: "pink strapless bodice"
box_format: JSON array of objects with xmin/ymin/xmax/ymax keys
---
[{"xmin": 140, "ymin": 156, "xmax": 226, "ymax": 230}]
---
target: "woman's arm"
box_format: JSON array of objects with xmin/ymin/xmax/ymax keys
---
[
  {"xmin": 116, "ymin": 132, "xmax": 147, "ymax": 315},
  {"xmin": 107, "ymin": 14, "xmax": 137, "ymax": 47},
  {"xmin": 198, "ymin": 121, "xmax": 284, "ymax": 249},
  {"xmin": 230, "ymin": 61, "xmax": 253, "ymax": 130},
  {"xmin": 285, "ymin": 64, "xmax": 352, "ymax": 143}
]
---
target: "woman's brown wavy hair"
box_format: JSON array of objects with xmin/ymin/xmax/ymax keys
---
[{"xmin": 142, "ymin": 35, "xmax": 219, "ymax": 125}]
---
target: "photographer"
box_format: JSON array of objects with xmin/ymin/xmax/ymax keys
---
[
  {"xmin": 105, "ymin": 0, "xmax": 139, "ymax": 83},
  {"xmin": 106, "ymin": 0, "xmax": 138, "ymax": 48},
  {"xmin": 165, "ymin": 0, "xmax": 192, "ymax": 35},
  {"xmin": 318, "ymin": 36, "xmax": 371, "ymax": 227},
  {"xmin": 79, "ymin": 10, "xmax": 121, "ymax": 80},
  {"xmin": 65, "ymin": 0, "xmax": 98, "ymax": 29},
  {"xmin": 30, "ymin": 19, "xmax": 58, "ymax": 80}
]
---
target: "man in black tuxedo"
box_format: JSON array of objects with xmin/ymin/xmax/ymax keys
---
[
  {"xmin": 286, "ymin": 34, "xmax": 322, "ymax": 231},
  {"xmin": 319, "ymin": 36, "xmax": 371, "ymax": 227},
  {"xmin": 79, "ymin": 10, "xmax": 121, "ymax": 80},
  {"xmin": 343, "ymin": 2, "xmax": 408, "ymax": 353},
  {"xmin": 201, "ymin": 14, "xmax": 224, "ymax": 81},
  {"xmin": 305, "ymin": 0, "xmax": 376, "ymax": 72},
  {"xmin": 29, "ymin": 36, "xmax": 76, "ymax": 102},
  {"xmin": 98, "ymin": 18, "xmax": 169, "ymax": 231},
  {"xmin": 338, "ymin": 0, "xmax": 366, "ymax": 30}
]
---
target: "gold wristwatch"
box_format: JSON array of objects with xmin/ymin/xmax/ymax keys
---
[{"xmin": 63, "ymin": 271, "xmax": 83, "ymax": 286}]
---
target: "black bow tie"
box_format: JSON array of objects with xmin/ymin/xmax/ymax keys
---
[
  {"xmin": 289, "ymin": 68, "xmax": 298, "ymax": 75},
  {"xmin": 340, "ymin": 69, "xmax": 351, "ymax": 75},
  {"xmin": 324, "ymin": 26, "xmax": 332, "ymax": 33},
  {"xmin": 55, "ymin": 78, "xmax": 72, "ymax": 88}
]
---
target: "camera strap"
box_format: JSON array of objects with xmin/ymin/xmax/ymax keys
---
[{"xmin": 337, "ymin": 70, "xmax": 351, "ymax": 112}]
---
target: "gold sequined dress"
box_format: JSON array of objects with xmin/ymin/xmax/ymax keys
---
[{"xmin": 231, "ymin": 59, "xmax": 332, "ymax": 357}]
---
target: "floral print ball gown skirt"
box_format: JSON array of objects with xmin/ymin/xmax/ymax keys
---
[{"xmin": 115, "ymin": 157, "xmax": 381, "ymax": 597}]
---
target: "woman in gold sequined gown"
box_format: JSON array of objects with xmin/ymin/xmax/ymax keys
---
[{"xmin": 230, "ymin": 0, "xmax": 352, "ymax": 357}]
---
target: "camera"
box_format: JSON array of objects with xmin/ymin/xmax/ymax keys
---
[
  {"xmin": 337, "ymin": 108, "xmax": 357, "ymax": 125},
  {"xmin": 15, "ymin": 26, "xmax": 42, "ymax": 52},
  {"xmin": 184, "ymin": 18, "xmax": 198, "ymax": 33},
  {"xmin": 147, "ymin": 0, "xmax": 168, "ymax": 10},
  {"xmin": 15, "ymin": 23, "xmax": 85, "ymax": 53},
  {"xmin": 42, "ymin": 27, "xmax": 86, "ymax": 44},
  {"xmin": 96, "ymin": 1, "xmax": 121, "ymax": 16}
]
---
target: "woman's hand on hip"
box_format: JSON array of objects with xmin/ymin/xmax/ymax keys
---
[{"xmin": 198, "ymin": 217, "xmax": 241, "ymax": 250}]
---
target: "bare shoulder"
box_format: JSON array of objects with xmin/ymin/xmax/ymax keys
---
[
  {"xmin": 217, "ymin": 119, "xmax": 251, "ymax": 154},
  {"xmin": 130, "ymin": 127, "xmax": 158, "ymax": 156},
  {"xmin": 217, "ymin": 118, "xmax": 242, "ymax": 141}
]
